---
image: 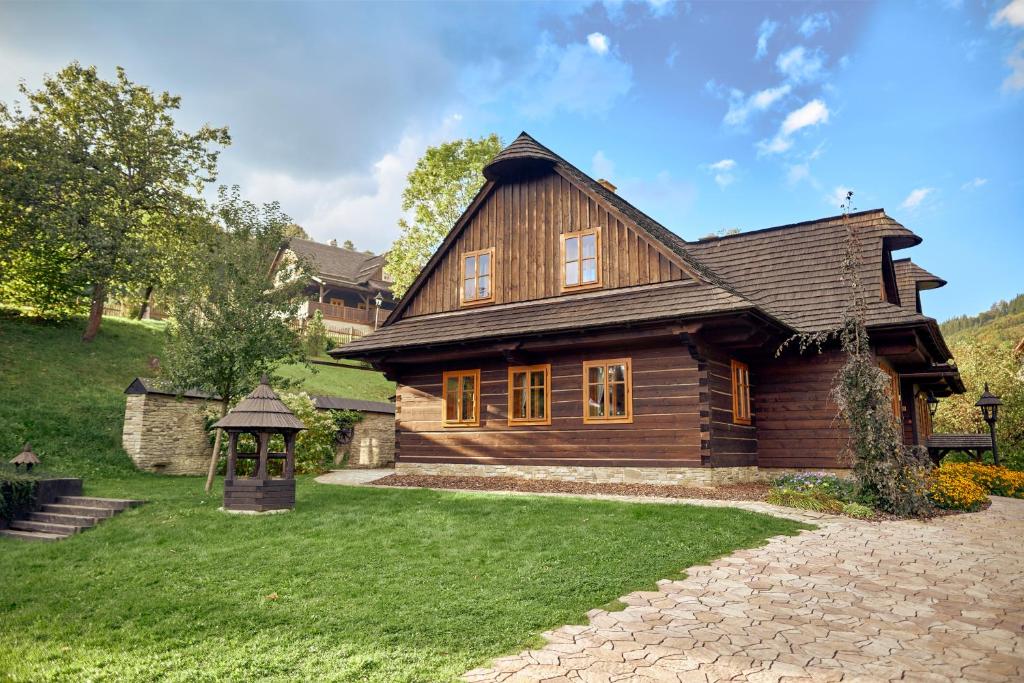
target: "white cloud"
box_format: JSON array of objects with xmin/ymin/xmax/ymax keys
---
[
  {"xmin": 519, "ymin": 35, "xmax": 633, "ymax": 117},
  {"xmin": 798, "ymin": 12, "xmax": 832, "ymax": 38},
  {"xmin": 755, "ymin": 18, "xmax": 778, "ymax": 60},
  {"xmin": 776, "ymin": 45, "xmax": 827, "ymax": 83},
  {"xmin": 587, "ymin": 32, "xmax": 610, "ymax": 55},
  {"xmin": 1004, "ymin": 40, "xmax": 1024, "ymax": 91},
  {"xmin": 787, "ymin": 163, "xmax": 811, "ymax": 185},
  {"xmin": 757, "ymin": 99, "xmax": 830, "ymax": 155},
  {"xmin": 993, "ymin": 0, "xmax": 1024, "ymax": 28},
  {"xmin": 705, "ymin": 159, "xmax": 737, "ymax": 188},
  {"xmin": 900, "ymin": 187, "xmax": 934, "ymax": 210},
  {"xmin": 722, "ymin": 84, "xmax": 791, "ymax": 127},
  {"xmin": 239, "ymin": 116, "xmax": 464, "ymax": 253},
  {"xmin": 592, "ymin": 150, "xmax": 615, "ymax": 179},
  {"xmin": 961, "ymin": 177, "xmax": 989, "ymax": 190}
]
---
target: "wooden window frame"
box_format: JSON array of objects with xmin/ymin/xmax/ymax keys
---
[
  {"xmin": 730, "ymin": 359, "xmax": 752, "ymax": 426},
  {"xmin": 460, "ymin": 247, "xmax": 495, "ymax": 307},
  {"xmin": 582, "ymin": 358, "xmax": 633, "ymax": 424},
  {"xmin": 560, "ymin": 228, "xmax": 602, "ymax": 292},
  {"xmin": 507, "ymin": 364, "xmax": 552, "ymax": 426},
  {"xmin": 441, "ymin": 369, "xmax": 481, "ymax": 427}
]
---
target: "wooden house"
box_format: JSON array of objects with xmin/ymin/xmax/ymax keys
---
[
  {"xmin": 333, "ymin": 133, "xmax": 963, "ymax": 485},
  {"xmin": 272, "ymin": 238, "xmax": 396, "ymax": 337}
]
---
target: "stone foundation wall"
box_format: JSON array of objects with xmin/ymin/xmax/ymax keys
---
[
  {"xmin": 336, "ymin": 412, "xmax": 395, "ymax": 468},
  {"xmin": 395, "ymin": 462, "xmax": 853, "ymax": 485},
  {"xmin": 122, "ymin": 394, "xmax": 211, "ymax": 475}
]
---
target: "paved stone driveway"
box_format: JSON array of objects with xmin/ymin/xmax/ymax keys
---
[
  {"xmin": 314, "ymin": 468, "xmax": 393, "ymax": 486},
  {"xmin": 465, "ymin": 496, "xmax": 1024, "ymax": 683}
]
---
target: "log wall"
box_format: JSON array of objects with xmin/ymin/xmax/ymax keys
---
[{"xmin": 394, "ymin": 342, "xmax": 702, "ymax": 467}]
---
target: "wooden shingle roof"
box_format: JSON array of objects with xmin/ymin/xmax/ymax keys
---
[
  {"xmin": 287, "ymin": 238, "xmax": 389, "ymax": 286},
  {"xmin": 341, "ymin": 280, "xmax": 756, "ymax": 354},
  {"xmin": 213, "ymin": 377, "xmax": 305, "ymax": 431},
  {"xmin": 688, "ymin": 210, "xmax": 929, "ymax": 332},
  {"xmin": 894, "ymin": 258, "xmax": 946, "ymax": 314}
]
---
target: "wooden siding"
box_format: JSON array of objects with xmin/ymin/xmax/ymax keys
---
[
  {"xmin": 393, "ymin": 343, "xmax": 702, "ymax": 467},
  {"xmin": 403, "ymin": 170, "xmax": 689, "ymax": 317},
  {"xmin": 698, "ymin": 343, "xmax": 758, "ymax": 467},
  {"xmin": 754, "ymin": 349, "xmax": 849, "ymax": 469}
]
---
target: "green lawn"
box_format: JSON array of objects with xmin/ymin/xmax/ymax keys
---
[{"xmin": 0, "ymin": 314, "xmax": 808, "ymax": 681}]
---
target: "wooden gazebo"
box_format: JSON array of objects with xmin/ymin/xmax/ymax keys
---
[{"xmin": 213, "ymin": 376, "xmax": 305, "ymax": 512}]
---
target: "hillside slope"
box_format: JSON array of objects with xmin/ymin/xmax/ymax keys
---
[{"xmin": 0, "ymin": 315, "xmax": 393, "ymax": 477}]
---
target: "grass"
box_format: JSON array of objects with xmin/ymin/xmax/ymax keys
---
[
  {"xmin": 277, "ymin": 360, "xmax": 394, "ymax": 401},
  {"xmin": 0, "ymin": 313, "xmax": 809, "ymax": 681}
]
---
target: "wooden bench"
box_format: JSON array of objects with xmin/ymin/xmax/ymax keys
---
[{"xmin": 925, "ymin": 433, "xmax": 994, "ymax": 465}]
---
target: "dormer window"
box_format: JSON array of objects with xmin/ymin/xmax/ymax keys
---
[
  {"xmin": 562, "ymin": 228, "xmax": 601, "ymax": 290},
  {"xmin": 461, "ymin": 248, "xmax": 494, "ymax": 305}
]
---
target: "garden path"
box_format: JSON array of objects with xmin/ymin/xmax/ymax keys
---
[{"xmin": 465, "ymin": 496, "xmax": 1024, "ymax": 682}]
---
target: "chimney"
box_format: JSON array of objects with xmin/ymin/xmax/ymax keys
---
[{"xmin": 597, "ymin": 178, "xmax": 617, "ymax": 193}]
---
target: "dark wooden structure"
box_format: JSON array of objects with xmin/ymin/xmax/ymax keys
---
[
  {"xmin": 9, "ymin": 443, "xmax": 40, "ymax": 472},
  {"xmin": 214, "ymin": 376, "xmax": 305, "ymax": 512},
  {"xmin": 925, "ymin": 434, "xmax": 994, "ymax": 464},
  {"xmin": 332, "ymin": 133, "xmax": 965, "ymax": 479}
]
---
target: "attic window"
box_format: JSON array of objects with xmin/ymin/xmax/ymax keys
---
[
  {"xmin": 461, "ymin": 248, "xmax": 494, "ymax": 305},
  {"xmin": 562, "ymin": 228, "xmax": 601, "ymax": 290}
]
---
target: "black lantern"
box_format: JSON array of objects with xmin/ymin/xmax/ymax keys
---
[
  {"xmin": 925, "ymin": 391, "xmax": 939, "ymax": 418},
  {"xmin": 373, "ymin": 291, "xmax": 384, "ymax": 329},
  {"xmin": 975, "ymin": 383, "xmax": 1002, "ymax": 466}
]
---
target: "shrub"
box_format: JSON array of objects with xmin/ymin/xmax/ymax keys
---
[
  {"xmin": 765, "ymin": 489, "xmax": 845, "ymax": 514},
  {"xmin": 935, "ymin": 462, "xmax": 1024, "ymax": 499},
  {"xmin": 0, "ymin": 468, "xmax": 38, "ymax": 522},
  {"xmin": 842, "ymin": 502, "xmax": 874, "ymax": 519},
  {"xmin": 930, "ymin": 469, "xmax": 988, "ymax": 511},
  {"xmin": 277, "ymin": 392, "xmax": 339, "ymax": 474},
  {"xmin": 772, "ymin": 472, "xmax": 856, "ymax": 502}
]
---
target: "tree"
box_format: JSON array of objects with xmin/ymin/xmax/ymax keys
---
[
  {"xmin": 162, "ymin": 187, "xmax": 313, "ymax": 491},
  {"xmin": 342, "ymin": 239, "xmax": 355, "ymax": 250},
  {"xmin": 385, "ymin": 134, "xmax": 502, "ymax": 297},
  {"xmin": 283, "ymin": 223, "xmax": 309, "ymax": 239},
  {"xmin": 0, "ymin": 62, "xmax": 229, "ymax": 340}
]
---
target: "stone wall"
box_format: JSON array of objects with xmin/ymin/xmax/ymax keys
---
[
  {"xmin": 122, "ymin": 394, "xmax": 211, "ymax": 475},
  {"xmin": 336, "ymin": 412, "xmax": 395, "ymax": 468},
  {"xmin": 394, "ymin": 462, "xmax": 853, "ymax": 485}
]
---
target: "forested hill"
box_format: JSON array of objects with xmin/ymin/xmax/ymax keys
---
[{"xmin": 941, "ymin": 293, "xmax": 1024, "ymax": 341}]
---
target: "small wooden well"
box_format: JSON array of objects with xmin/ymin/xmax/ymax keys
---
[{"xmin": 214, "ymin": 376, "xmax": 305, "ymax": 512}]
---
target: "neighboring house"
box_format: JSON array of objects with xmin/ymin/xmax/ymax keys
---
[
  {"xmin": 272, "ymin": 237, "xmax": 396, "ymax": 336},
  {"xmin": 334, "ymin": 133, "xmax": 963, "ymax": 485}
]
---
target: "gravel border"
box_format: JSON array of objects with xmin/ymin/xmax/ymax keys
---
[{"xmin": 373, "ymin": 474, "xmax": 772, "ymax": 501}]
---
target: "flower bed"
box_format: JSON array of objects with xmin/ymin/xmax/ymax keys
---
[
  {"xmin": 766, "ymin": 472, "xmax": 879, "ymax": 519},
  {"xmin": 929, "ymin": 462, "xmax": 1024, "ymax": 511}
]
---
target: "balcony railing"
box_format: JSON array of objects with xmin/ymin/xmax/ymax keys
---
[{"xmin": 307, "ymin": 300, "xmax": 373, "ymax": 324}]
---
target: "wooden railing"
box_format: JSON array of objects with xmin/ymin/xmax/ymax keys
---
[{"xmin": 307, "ymin": 300, "xmax": 372, "ymax": 324}]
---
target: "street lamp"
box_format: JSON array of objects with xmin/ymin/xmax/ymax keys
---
[
  {"xmin": 975, "ymin": 383, "xmax": 1002, "ymax": 466},
  {"xmin": 373, "ymin": 292, "xmax": 384, "ymax": 330},
  {"xmin": 926, "ymin": 391, "xmax": 939, "ymax": 418}
]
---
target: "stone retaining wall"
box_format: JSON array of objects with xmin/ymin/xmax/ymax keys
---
[
  {"xmin": 122, "ymin": 394, "xmax": 211, "ymax": 475},
  {"xmin": 395, "ymin": 462, "xmax": 853, "ymax": 485},
  {"xmin": 337, "ymin": 412, "xmax": 395, "ymax": 468}
]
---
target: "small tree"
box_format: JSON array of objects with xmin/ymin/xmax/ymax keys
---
[
  {"xmin": 304, "ymin": 309, "xmax": 329, "ymax": 358},
  {"xmin": 385, "ymin": 134, "xmax": 502, "ymax": 297},
  {"xmin": 162, "ymin": 187, "xmax": 313, "ymax": 491},
  {"xmin": 0, "ymin": 62, "xmax": 229, "ymax": 340}
]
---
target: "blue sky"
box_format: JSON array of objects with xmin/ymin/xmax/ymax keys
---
[{"xmin": 1, "ymin": 0, "xmax": 1021, "ymax": 321}]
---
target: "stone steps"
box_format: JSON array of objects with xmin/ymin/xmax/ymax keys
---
[{"xmin": 1, "ymin": 496, "xmax": 144, "ymax": 542}]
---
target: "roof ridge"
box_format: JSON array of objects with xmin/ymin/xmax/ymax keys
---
[{"xmin": 693, "ymin": 209, "xmax": 889, "ymax": 243}]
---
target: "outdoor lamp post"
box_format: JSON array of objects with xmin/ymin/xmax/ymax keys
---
[
  {"xmin": 976, "ymin": 383, "xmax": 1002, "ymax": 466},
  {"xmin": 373, "ymin": 291, "xmax": 383, "ymax": 330},
  {"xmin": 926, "ymin": 391, "xmax": 939, "ymax": 418}
]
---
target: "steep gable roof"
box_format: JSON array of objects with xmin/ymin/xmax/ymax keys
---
[{"xmin": 286, "ymin": 238, "xmax": 390, "ymax": 287}]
